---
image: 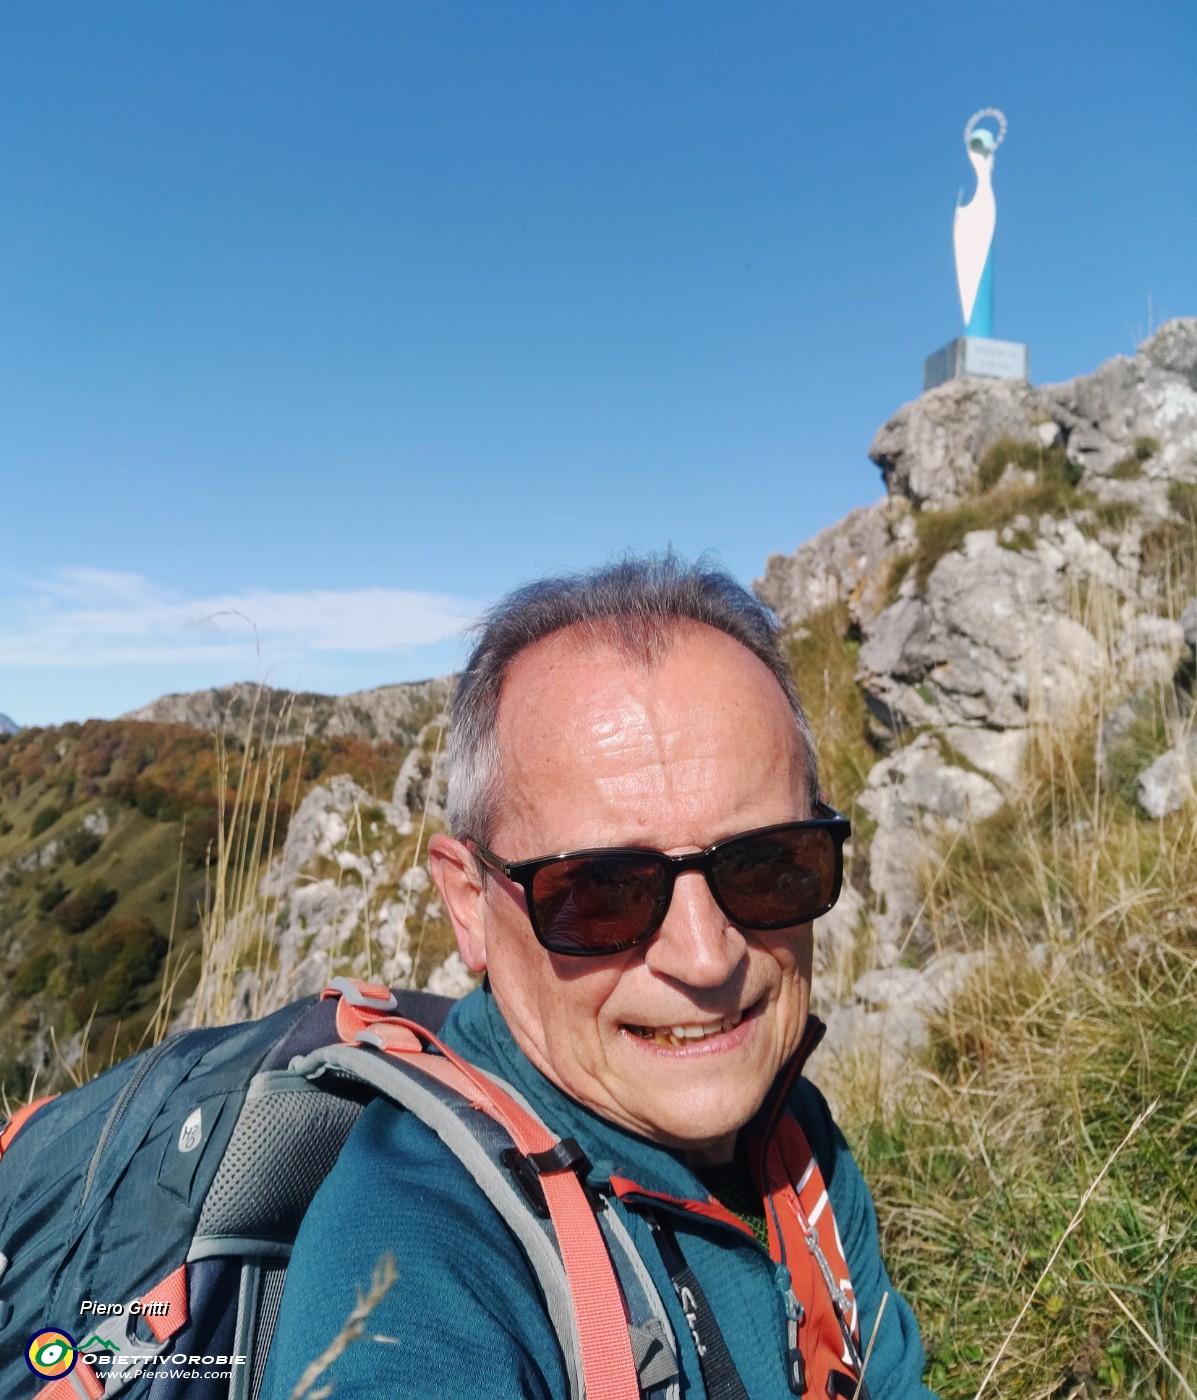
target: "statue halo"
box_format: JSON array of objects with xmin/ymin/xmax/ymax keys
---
[{"xmin": 964, "ymin": 108, "xmax": 1007, "ymax": 152}]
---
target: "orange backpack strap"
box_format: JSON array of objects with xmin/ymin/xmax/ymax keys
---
[
  {"xmin": 322, "ymin": 978, "xmax": 644, "ymax": 1400},
  {"xmin": 37, "ymin": 1264, "xmax": 191, "ymax": 1398},
  {"xmin": 0, "ymin": 1095, "xmax": 56, "ymax": 1161},
  {"xmin": 761, "ymin": 1113, "xmax": 863, "ymax": 1395},
  {"xmin": 38, "ymin": 1362, "xmax": 104, "ymax": 1400}
]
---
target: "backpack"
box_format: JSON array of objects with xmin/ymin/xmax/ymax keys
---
[{"xmin": 0, "ymin": 978, "xmax": 679, "ymax": 1400}]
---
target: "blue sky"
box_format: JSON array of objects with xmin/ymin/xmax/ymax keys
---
[{"xmin": 2, "ymin": 1, "xmax": 1194, "ymax": 726}]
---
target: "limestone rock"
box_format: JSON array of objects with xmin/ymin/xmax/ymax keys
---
[
  {"xmin": 392, "ymin": 720, "xmax": 450, "ymax": 831},
  {"xmin": 942, "ymin": 725, "xmax": 1028, "ymax": 786},
  {"xmin": 1137, "ymin": 736, "xmax": 1197, "ymax": 818},
  {"xmin": 811, "ymin": 879, "xmax": 864, "ymax": 998},
  {"xmin": 755, "ymin": 499, "xmax": 903, "ymax": 629},
  {"xmin": 191, "ymin": 767, "xmax": 469, "ymax": 1023},
  {"xmin": 425, "ymin": 952, "xmax": 476, "ymax": 999},
  {"xmin": 1047, "ymin": 320, "xmax": 1197, "ymax": 481},
  {"xmin": 1144, "ymin": 318, "xmax": 1197, "ymax": 385},
  {"xmin": 858, "ymin": 530, "xmax": 1105, "ymax": 735},
  {"xmin": 870, "ymin": 376, "xmax": 1044, "ymax": 509},
  {"xmin": 869, "ymin": 318, "xmax": 1197, "ymax": 509},
  {"xmin": 857, "ymin": 735, "xmax": 1003, "ymax": 949},
  {"xmin": 1181, "ymin": 597, "xmax": 1197, "ymax": 655},
  {"xmin": 812, "ymin": 949, "xmax": 987, "ymax": 1099}
]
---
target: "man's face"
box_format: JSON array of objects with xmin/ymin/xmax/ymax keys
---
[{"xmin": 433, "ymin": 622, "xmax": 814, "ymax": 1165}]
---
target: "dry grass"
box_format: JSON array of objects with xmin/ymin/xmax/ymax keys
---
[
  {"xmin": 831, "ymin": 586, "xmax": 1197, "ymax": 1398},
  {"xmin": 187, "ymin": 690, "xmax": 305, "ymax": 1027},
  {"xmin": 289, "ymin": 1252, "xmax": 398, "ymax": 1400},
  {"xmin": 786, "ymin": 601, "xmax": 877, "ymax": 810}
]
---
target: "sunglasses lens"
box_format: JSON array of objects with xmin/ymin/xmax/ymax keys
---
[
  {"xmin": 710, "ymin": 826, "xmax": 838, "ymax": 927},
  {"xmin": 531, "ymin": 853, "xmax": 670, "ymax": 954}
]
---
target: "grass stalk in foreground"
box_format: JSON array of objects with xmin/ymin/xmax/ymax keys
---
[{"xmin": 188, "ymin": 689, "xmax": 303, "ymax": 1027}]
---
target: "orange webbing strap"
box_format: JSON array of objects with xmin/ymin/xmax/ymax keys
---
[
  {"xmin": 0, "ymin": 1094, "xmax": 56, "ymax": 1161},
  {"xmin": 760, "ymin": 1116, "xmax": 861, "ymax": 1391},
  {"xmin": 325, "ymin": 980, "xmax": 642, "ymax": 1400},
  {"xmin": 137, "ymin": 1263, "xmax": 189, "ymax": 1342},
  {"xmin": 38, "ymin": 1265, "xmax": 189, "ymax": 1398},
  {"xmin": 40, "ymin": 1360, "xmax": 104, "ymax": 1400}
]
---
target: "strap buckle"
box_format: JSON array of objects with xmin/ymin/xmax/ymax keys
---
[
  {"xmin": 324, "ymin": 976, "xmax": 397, "ymax": 1012},
  {"xmin": 502, "ymin": 1137, "xmax": 595, "ymax": 1218}
]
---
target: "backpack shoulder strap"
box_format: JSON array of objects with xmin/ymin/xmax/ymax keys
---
[{"xmin": 294, "ymin": 983, "xmax": 652, "ymax": 1400}]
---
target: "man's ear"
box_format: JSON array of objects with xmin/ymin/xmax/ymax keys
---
[{"xmin": 428, "ymin": 833, "xmax": 488, "ymax": 972}]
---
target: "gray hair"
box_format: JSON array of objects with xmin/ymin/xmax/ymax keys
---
[{"xmin": 445, "ymin": 554, "xmax": 819, "ymax": 843}]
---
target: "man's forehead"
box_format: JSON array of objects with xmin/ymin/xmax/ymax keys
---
[
  {"xmin": 486, "ymin": 623, "xmax": 807, "ymax": 855},
  {"xmin": 494, "ymin": 621, "xmax": 799, "ymax": 765}
]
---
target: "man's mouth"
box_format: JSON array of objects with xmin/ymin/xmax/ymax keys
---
[{"xmin": 625, "ymin": 1012, "xmax": 743, "ymax": 1049}]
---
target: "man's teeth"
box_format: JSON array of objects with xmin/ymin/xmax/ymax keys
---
[{"xmin": 630, "ymin": 1016, "xmax": 740, "ymax": 1048}]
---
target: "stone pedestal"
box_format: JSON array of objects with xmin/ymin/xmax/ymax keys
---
[{"xmin": 924, "ymin": 335, "xmax": 1030, "ymax": 391}]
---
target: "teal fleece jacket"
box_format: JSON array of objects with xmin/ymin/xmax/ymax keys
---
[{"xmin": 262, "ymin": 987, "xmax": 938, "ymax": 1399}]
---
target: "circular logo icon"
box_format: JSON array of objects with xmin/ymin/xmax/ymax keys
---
[{"xmin": 26, "ymin": 1329, "xmax": 78, "ymax": 1378}]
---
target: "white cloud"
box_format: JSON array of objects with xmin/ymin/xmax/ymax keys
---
[{"xmin": 0, "ymin": 569, "xmax": 482, "ymax": 668}]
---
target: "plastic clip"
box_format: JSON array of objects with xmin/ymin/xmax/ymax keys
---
[
  {"xmin": 502, "ymin": 1137, "xmax": 595, "ymax": 1219},
  {"xmin": 325, "ymin": 977, "xmax": 397, "ymax": 1012}
]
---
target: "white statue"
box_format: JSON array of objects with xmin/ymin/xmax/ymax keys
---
[{"xmin": 953, "ymin": 109, "xmax": 1006, "ymax": 337}]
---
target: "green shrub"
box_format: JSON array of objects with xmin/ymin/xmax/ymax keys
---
[
  {"xmin": 1133, "ymin": 434, "xmax": 1159, "ymax": 460},
  {"xmin": 55, "ymin": 881, "xmax": 118, "ymax": 933},
  {"xmin": 1140, "ymin": 517, "xmax": 1197, "ymax": 599},
  {"xmin": 30, "ymin": 804, "xmax": 63, "ymax": 837},
  {"xmin": 65, "ymin": 826, "xmax": 103, "ymax": 864},
  {"xmin": 13, "ymin": 949, "xmax": 57, "ymax": 996},
  {"xmin": 1107, "ymin": 454, "xmax": 1144, "ymax": 481},
  {"xmin": 72, "ymin": 917, "xmax": 167, "ymax": 1014},
  {"xmin": 1085, "ymin": 498, "xmax": 1139, "ymax": 533},
  {"xmin": 785, "ymin": 602, "xmax": 876, "ymax": 806},
  {"xmin": 183, "ymin": 805, "xmax": 220, "ymax": 867},
  {"xmin": 913, "ymin": 501, "xmax": 991, "ymax": 584},
  {"xmin": 37, "ymin": 878, "xmax": 68, "ymax": 913},
  {"xmin": 976, "ymin": 436, "xmax": 1080, "ymax": 493},
  {"xmin": 914, "ymin": 444, "xmax": 1086, "ymax": 586},
  {"xmin": 136, "ymin": 783, "xmax": 167, "ymax": 819}
]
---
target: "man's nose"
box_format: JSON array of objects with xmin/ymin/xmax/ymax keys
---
[{"xmin": 643, "ymin": 870, "xmax": 747, "ymax": 986}]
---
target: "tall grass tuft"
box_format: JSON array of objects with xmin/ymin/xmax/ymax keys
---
[{"xmin": 188, "ymin": 690, "xmax": 305, "ymax": 1027}]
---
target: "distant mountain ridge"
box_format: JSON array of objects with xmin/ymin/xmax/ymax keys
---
[
  {"xmin": 121, "ymin": 675, "xmax": 453, "ymax": 747},
  {"xmin": 0, "ymin": 714, "xmax": 18, "ymax": 736}
]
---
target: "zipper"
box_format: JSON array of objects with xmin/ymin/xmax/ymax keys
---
[
  {"xmin": 625, "ymin": 1188, "xmax": 809, "ymax": 1397},
  {"xmin": 77, "ymin": 1030, "xmax": 187, "ymax": 1217}
]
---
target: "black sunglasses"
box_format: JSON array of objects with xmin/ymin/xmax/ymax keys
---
[{"xmin": 468, "ymin": 803, "xmax": 850, "ymax": 957}]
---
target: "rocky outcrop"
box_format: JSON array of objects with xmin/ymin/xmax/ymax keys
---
[
  {"xmin": 856, "ymin": 525, "xmax": 1149, "ymax": 742},
  {"xmin": 204, "ymin": 768, "xmax": 473, "ymax": 1022},
  {"xmin": 870, "ymin": 377, "xmax": 1045, "ymax": 509},
  {"xmin": 122, "ymin": 676, "xmax": 453, "ymax": 747},
  {"xmin": 762, "ymin": 322, "xmax": 1197, "ymax": 1074},
  {"xmin": 756, "ymin": 500, "xmax": 908, "ymax": 631},
  {"xmin": 868, "ymin": 319, "xmax": 1197, "ymax": 509},
  {"xmin": 145, "ymin": 326, "xmax": 1197, "ymax": 1066}
]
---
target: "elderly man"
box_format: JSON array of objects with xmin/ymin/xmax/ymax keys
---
[{"xmin": 264, "ymin": 557, "xmax": 935, "ymax": 1399}]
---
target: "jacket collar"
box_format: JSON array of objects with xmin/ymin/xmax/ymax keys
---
[{"xmin": 442, "ymin": 984, "xmax": 825, "ymax": 1206}]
